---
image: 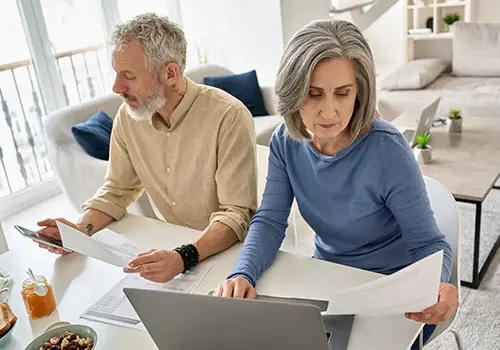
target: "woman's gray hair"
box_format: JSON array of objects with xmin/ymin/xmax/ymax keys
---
[
  {"xmin": 276, "ymin": 19, "xmax": 379, "ymax": 141},
  {"xmin": 111, "ymin": 13, "xmax": 187, "ymax": 74}
]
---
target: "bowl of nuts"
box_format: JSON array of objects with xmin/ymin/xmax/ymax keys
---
[{"xmin": 24, "ymin": 324, "xmax": 97, "ymax": 350}]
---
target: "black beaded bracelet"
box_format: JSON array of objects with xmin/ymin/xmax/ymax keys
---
[{"xmin": 173, "ymin": 244, "xmax": 199, "ymax": 273}]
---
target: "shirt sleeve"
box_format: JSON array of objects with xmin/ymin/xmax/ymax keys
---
[
  {"xmin": 228, "ymin": 125, "xmax": 294, "ymax": 286},
  {"xmin": 209, "ymin": 107, "xmax": 258, "ymax": 240},
  {"xmin": 379, "ymin": 133, "xmax": 453, "ymax": 283},
  {"xmin": 82, "ymin": 106, "xmax": 144, "ymax": 220}
]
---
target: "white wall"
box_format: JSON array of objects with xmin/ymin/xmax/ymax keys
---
[
  {"xmin": 180, "ymin": 0, "xmax": 331, "ymax": 85},
  {"xmin": 280, "ymin": 0, "xmax": 331, "ymax": 45},
  {"xmin": 180, "ymin": 0, "xmax": 284, "ymax": 85},
  {"xmin": 333, "ymin": 1, "xmax": 405, "ymax": 75},
  {"xmin": 475, "ymin": 0, "xmax": 500, "ymax": 22},
  {"xmin": 179, "ymin": 0, "xmax": 500, "ymax": 84}
]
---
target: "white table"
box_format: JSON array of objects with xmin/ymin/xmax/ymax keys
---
[{"xmin": 1, "ymin": 214, "xmax": 423, "ymax": 349}]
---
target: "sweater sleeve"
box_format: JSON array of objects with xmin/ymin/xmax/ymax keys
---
[
  {"xmin": 228, "ymin": 126, "xmax": 294, "ymax": 286},
  {"xmin": 379, "ymin": 133, "xmax": 453, "ymax": 283}
]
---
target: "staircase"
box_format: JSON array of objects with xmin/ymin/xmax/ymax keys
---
[{"xmin": 330, "ymin": 0, "xmax": 400, "ymax": 31}]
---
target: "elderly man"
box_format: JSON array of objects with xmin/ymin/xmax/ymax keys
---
[{"xmin": 36, "ymin": 13, "xmax": 257, "ymax": 283}]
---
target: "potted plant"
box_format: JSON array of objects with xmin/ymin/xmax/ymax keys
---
[
  {"xmin": 413, "ymin": 132, "xmax": 432, "ymax": 164},
  {"xmin": 447, "ymin": 107, "xmax": 463, "ymax": 133},
  {"xmin": 196, "ymin": 44, "xmax": 208, "ymax": 65},
  {"xmin": 443, "ymin": 13, "xmax": 460, "ymax": 27}
]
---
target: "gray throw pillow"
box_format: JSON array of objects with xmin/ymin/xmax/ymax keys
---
[{"xmin": 379, "ymin": 59, "xmax": 449, "ymax": 91}]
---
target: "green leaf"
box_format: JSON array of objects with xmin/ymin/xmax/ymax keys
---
[
  {"xmin": 416, "ymin": 132, "xmax": 431, "ymax": 149},
  {"xmin": 447, "ymin": 107, "xmax": 462, "ymax": 119},
  {"xmin": 443, "ymin": 12, "xmax": 460, "ymax": 25}
]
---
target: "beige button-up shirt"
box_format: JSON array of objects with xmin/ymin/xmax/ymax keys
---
[{"xmin": 82, "ymin": 78, "xmax": 258, "ymax": 240}]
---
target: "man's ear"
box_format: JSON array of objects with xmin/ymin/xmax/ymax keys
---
[{"xmin": 162, "ymin": 63, "xmax": 181, "ymax": 86}]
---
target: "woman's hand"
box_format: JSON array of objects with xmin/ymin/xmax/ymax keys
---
[
  {"xmin": 215, "ymin": 276, "xmax": 257, "ymax": 299},
  {"xmin": 406, "ymin": 283, "xmax": 459, "ymax": 324}
]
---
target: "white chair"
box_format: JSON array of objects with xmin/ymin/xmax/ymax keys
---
[
  {"xmin": 421, "ymin": 176, "xmax": 462, "ymax": 349},
  {"xmin": 256, "ymin": 145, "xmax": 298, "ymax": 252},
  {"xmin": 0, "ymin": 223, "xmax": 8, "ymax": 254}
]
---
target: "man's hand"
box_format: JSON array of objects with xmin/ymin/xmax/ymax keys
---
[
  {"xmin": 215, "ymin": 276, "xmax": 257, "ymax": 299},
  {"xmin": 406, "ymin": 283, "xmax": 459, "ymax": 324},
  {"xmin": 36, "ymin": 218, "xmax": 78, "ymax": 255},
  {"xmin": 36, "ymin": 209, "xmax": 114, "ymax": 255},
  {"xmin": 124, "ymin": 249, "xmax": 184, "ymax": 283}
]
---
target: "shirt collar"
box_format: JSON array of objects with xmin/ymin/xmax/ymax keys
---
[{"xmin": 151, "ymin": 77, "xmax": 201, "ymax": 132}]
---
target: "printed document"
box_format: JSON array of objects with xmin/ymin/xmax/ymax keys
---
[
  {"xmin": 326, "ymin": 250, "xmax": 443, "ymax": 315},
  {"xmin": 81, "ymin": 263, "xmax": 214, "ymax": 330},
  {"xmin": 57, "ymin": 221, "xmax": 143, "ymax": 267}
]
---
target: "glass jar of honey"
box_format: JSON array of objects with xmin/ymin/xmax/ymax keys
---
[{"xmin": 21, "ymin": 274, "xmax": 57, "ymax": 319}]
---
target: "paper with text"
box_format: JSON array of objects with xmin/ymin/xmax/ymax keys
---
[
  {"xmin": 326, "ymin": 250, "xmax": 443, "ymax": 315},
  {"xmin": 92, "ymin": 228, "xmax": 143, "ymax": 261},
  {"xmin": 80, "ymin": 263, "xmax": 214, "ymax": 330},
  {"xmin": 57, "ymin": 221, "xmax": 142, "ymax": 267}
]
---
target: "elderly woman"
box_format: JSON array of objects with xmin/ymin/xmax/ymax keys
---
[{"xmin": 215, "ymin": 19, "xmax": 458, "ymax": 348}]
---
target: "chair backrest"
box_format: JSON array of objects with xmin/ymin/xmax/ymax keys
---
[
  {"xmin": 256, "ymin": 145, "xmax": 298, "ymax": 252},
  {"xmin": 423, "ymin": 176, "xmax": 461, "ymax": 344},
  {"xmin": 185, "ymin": 64, "xmax": 234, "ymax": 84},
  {"xmin": 256, "ymin": 145, "xmax": 270, "ymax": 206},
  {"xmin": 0, "ymin": 224, "xmax": 8, "ymax": 254}
]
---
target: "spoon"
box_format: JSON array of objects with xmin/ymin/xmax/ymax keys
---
[{"xmin": 27, "ymin": 269, "xmax": 48, "ymax": 297}]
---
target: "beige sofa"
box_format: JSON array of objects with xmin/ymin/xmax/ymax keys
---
[
  {"xmin": 378, "ymin": 22, "xmax": 500, "ymax": 121},
  {"xmin": 43, "ymin": 64, "xmax": 282, "ymax": 217}
]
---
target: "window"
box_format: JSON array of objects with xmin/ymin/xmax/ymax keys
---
[
  {"xmin": 0, "ymin": 1, "xmax": 49, "ymax": 195},
  {"xmin": 41, "ymin": 0, "xmax": 112, "ymax": 105}
]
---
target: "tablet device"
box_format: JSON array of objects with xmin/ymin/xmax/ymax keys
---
[{"xmin": 14, "ymin": 224, "xmax": 72, "ymax": 252}]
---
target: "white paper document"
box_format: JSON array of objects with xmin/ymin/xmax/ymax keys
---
[
  {"xmin": 57, "ymin": 221, "xmax": 143, "ymax": 268},
  {"xmin": 326, "ymin": 250, "xmax": 443, "ymax": 315},
  {"xmin": 80, "ymin": 263, "xmax": 214, "ymax": 330}
]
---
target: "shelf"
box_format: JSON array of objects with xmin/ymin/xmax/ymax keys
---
[
  {"xmin": 408, "ymin": 4, "xmax": 432, "ymax": 10},
  {"xmin": 437, "ymin": 1, "xmax": 466, "ymax": 7},
  {"xmin": 407, "ymin": 1, "xmax": 466, "ymax": 9},
  {"xmin": 408, "ymin": 32, "xmax": 453, "ymax": 40}
]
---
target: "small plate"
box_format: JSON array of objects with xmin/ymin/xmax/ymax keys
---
[{"xmin": 0, "ymin": 321, "xmax": 16, "ymax": 348}]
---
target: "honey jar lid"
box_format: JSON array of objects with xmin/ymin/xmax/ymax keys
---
[{"xmin": 24, "ymin": 269, "xmax": 48, "ymax": 297}]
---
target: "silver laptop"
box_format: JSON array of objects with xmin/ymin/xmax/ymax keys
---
[
  {"xmin": 402, "ymin": 97, "xmax": 441, "ymax": 147},
  {"xmin": 124, "ymin": 288, "xmax": 354, "ymax": 350}
]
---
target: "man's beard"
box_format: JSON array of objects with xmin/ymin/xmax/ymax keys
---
[{"xmin": 123, "ymin": 88, "xmax": 166, "ymax": 121}]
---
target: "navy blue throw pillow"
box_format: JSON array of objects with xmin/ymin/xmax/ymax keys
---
[
  {"xmin": 71, "ymin": 110, "xmax": 113, "ymax": 160},
  {"xmin": 204, "ymin": 70, "xmax": 268, "ymax": 117}
]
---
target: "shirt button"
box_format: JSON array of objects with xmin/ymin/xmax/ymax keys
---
[
  {"xmin": 167, "ymin": 167, "xmax": 172, "ymax": 173},
  {"xmin": 166, "ymin": 132, "xmax": 171, "ymax": 137},
  {"xmin": 172, "ymin": 201, "xmax": 177, "ymax": 206}
]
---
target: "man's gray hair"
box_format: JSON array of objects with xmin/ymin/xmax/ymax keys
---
[
  {"xmin": 276, "ymin": 19, "xmax": 379, "ymax": 141},
  {"xmin": 111, "ymin": 13, "xmax": 187, "ymax": 74}
]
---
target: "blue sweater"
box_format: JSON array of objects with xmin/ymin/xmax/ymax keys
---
[{"xmin": 230, "ymin": 119, "xmax": 452, "ymax": 286}]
